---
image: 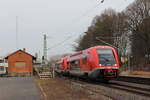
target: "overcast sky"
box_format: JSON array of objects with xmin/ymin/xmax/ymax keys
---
[{"xmin": 0, "ymin": 0, "xmax": 134, "ymax": 58}]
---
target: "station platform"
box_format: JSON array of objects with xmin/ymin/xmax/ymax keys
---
[{"xmin": 119, "ymin": 71, "xmax": 150, "ymax": 78}]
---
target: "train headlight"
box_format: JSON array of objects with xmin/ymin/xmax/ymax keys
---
[{"xmin": 114, "ymin": 64, "xmax": 117, "ymax": 66}]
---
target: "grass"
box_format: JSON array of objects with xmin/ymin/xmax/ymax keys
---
[{"xmin": 34, "ymin": 76, "xmax": 108, "ymax": 100}]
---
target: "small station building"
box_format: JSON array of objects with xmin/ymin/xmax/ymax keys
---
[{"xmin": 5, "ymin": 49, "xmax": 36, "ymax": 76}]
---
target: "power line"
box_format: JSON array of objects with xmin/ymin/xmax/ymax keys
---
[
  {"xmin": 55, "ymin": 2, "xmax": 102, "ymax": 43},
  {"xmin": 96, "ymin": 37, "xmax": 117, "ymax": 48},
  {"xmin": 47, "ymin": 1, "xmax": 103, "ymax": 53},
  {"xmin": 47, "ymin": 36, "xmax": 73, "ymax": 50},
  {"xmin": 51, "ymin": 1, "xmax": 102, "ymax": 41},
  {"xmin": 72, "ymin": 2, "xmax": 101, "ymax": 22}
]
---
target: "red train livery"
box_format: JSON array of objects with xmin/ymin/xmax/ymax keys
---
[{"xmin": 55, "ymin": 46, "xmax": 120, "ymax": 80}]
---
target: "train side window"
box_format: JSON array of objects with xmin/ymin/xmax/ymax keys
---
[
  {"xmin": 70, "ymin": 60, "xmax": 80, "ymax": 69},
  {"xmin": 82, "ymin": 57, "xmax": 87, "ymax": 64}
]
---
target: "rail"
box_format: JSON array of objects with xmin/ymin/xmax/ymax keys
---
[{"xmin": 60, "ymin": 76, "xmax": 150, "ymax": 100}]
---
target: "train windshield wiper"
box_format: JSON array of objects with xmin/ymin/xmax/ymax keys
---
[{"xmin": 104, "ymin": 58, "xmax": 110, "ymax": 62}]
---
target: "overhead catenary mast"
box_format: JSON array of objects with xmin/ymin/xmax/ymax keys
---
[{"xmin": 43, "ymin": 34, "xmax": 47, "ymax": 64}]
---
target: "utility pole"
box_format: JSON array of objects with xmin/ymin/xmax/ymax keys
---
[{"xmin": 128, "ymin": 54, "xmax": 130, "ymax": 71}]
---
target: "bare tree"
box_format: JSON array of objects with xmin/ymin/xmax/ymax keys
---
[{"xmin": 125, "ymin": 0, "xmax": 150, "ymax": 69}]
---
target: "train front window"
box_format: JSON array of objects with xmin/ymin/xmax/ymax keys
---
[{"xmin": 97, "ymin": 49, "xmax": 116, "ymax": 66}]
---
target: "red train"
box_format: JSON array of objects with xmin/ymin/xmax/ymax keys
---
[{"xmin": 55, "ymin": 46, "xmax": 120, "ymax": 81}]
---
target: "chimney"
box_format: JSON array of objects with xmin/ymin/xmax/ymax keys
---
[{"xmin": 23, "ymin": 48, "xmax": 26, "ymax": 52}]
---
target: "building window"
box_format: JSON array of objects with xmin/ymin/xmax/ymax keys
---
[{"xmin": 15, "ymin": 62, "xmax": 26, "ymax": 68}]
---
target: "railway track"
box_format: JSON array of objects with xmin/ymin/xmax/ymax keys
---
[
  {"xmin": 111, "ymin": 80, "xmax": 150, "ymax": 93},
  {"xmin": 61, "ymin": 76, "xmax": 150, "ymax": 100},
  {"xmin": 116, "ymin": 76, "xmax": 150, "ymax": 85},
  {"xmin": 108, "ymin": 80, "xmax": 150, "ymax": 97}
]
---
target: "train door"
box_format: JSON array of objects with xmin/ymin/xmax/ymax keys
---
[{"xmin": 80, "ymin": 57, "xmax": 90, "ymax": 71}]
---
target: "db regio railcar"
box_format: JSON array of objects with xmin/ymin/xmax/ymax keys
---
[{"xmin": 55, "ymin": 46, "xmax": 120, "ymax": 81}]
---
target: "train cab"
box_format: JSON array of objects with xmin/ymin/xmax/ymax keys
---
[{"xmin": 88, "ymin": 46, "xmax": 120, "ymax": 79}]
